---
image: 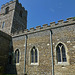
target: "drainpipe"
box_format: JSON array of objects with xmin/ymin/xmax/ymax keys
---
[
  {"xmin": 50, "ymin": 30, "xmax": 54, "ymax": 75},
  {"xmin": 24, "ymin": 35, "xmax": 27, "ymax": 75}
]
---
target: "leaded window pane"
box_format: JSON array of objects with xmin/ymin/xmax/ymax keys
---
[
  {"xmin": 56, "ymin": 46, "xmax": 61, "ymax": 62},
  {"xmin": 62, "ymin": 45, "xmax": 67, "ymax": 62},
  {"xmin": 35, "ymin": 49, "xmax": 38, "ymax": 63},
  {"xmin": 31, "ymin": 49, "xmax": 34, "ymax": 63},
  {"xmin": 17, "ymin": 51, "xmax": 19, "ymax": 63}
]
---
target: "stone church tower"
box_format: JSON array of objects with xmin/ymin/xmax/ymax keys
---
[{"xmin": 0, "ymin": 0, "xmax": 27, "ymax": 35}]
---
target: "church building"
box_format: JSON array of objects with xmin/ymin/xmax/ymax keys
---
[{"xmin": 0, "ymin": 0, "xmax": 75, "ymax": 75}]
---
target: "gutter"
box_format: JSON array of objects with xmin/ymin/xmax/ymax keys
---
[{"xmin": 50, "ymin": 30, "xmax": 54, "ymax": 75}]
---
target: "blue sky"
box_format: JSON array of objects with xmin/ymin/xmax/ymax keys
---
[{"xmin": 0, "ymin": 0, "xmax": 75, "ymax": 29}]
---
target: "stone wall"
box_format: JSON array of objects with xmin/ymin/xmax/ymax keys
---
[
  {"xmin": 0, "ymin": 30, "xmax": 11, "ymax": 73},
  {"xmin": 12, "ymin": 1, "xmax": 27, "ymax": 33},
  {"xmin": 12, "ymin": 35, "xmax": 25, "ymax": 75},
  {"xmin": 13, "ymin": 30, "xmax": 52, "ymax": 75},
  {"xmin": 26, "ymin": 31, "xmax": 51, "ymax": 75},
  {"xmin": 0, "ymin": 0, "xmax": 27, "ymax": 35},
  {"xmin": 52, "ymin": 24, "xmax": 75, "ymax": 75},
  {"xmin": 0, "ymin": 1, "xmax": 16, "ymax": 34},
  {"xmin": 12, "ymin": 18, "xmax": 75, "ymax": 75}
]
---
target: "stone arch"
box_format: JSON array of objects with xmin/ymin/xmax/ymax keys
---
[
  {"xmin": 55, "ymin": 42, "xmax": 69, "ymax": 65},
  {"xmin": 29, "ymin": 46, "xmax": 39, "ymax": 65},
  {"xmin": 5, "ymin": 7, "xmax": 9, "ymax": 14},
  {"xmin": 15, "ymin": 49, "xmax": 20, "ymax": 64}
]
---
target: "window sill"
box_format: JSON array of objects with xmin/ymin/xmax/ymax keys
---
[
  {"xmin": 13, "ymin": 63, "xmax": 20, "ymax": 65},
  {"xmin": 30, "ymin": 63, "xmax": 39, "ymax": 65},
  {"xmin": 16, "ymin": 63, "xmax": 20, "ymax": 65},
  {"xmin": 56, "ymin": 62, "xmax": 69, "ymax": 65}
]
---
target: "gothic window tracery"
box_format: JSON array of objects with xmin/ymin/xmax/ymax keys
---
[
  {"xmin": 31, "ymin": 46, "xmax": 38, "ymax": 64},
  {"xmin": 56, "ymin": 43, "xmax": 67, "ymax": 63}
]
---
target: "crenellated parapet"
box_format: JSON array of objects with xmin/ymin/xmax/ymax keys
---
[
  {"xmin": 12, "ymin": 17, "xmax": 75, "ymax": 37},
  {"xmin": 0, "ymin": 0, "xmax": 16, "ymax": 15},
  {"xmin": 1, "ymin": 0, "xmax": 26, "ymax": 12},
  {"xmin": 1, "ymin": 1, "xmax": 14, "ymax": 9},
  {"xmin": 0, "ymin": 0, "xmax": 27, "ymax": 35},
  {"xmin": 58, "ymin": 20, "xmax": 63, "ymax": 24},
  {"xmin": 50, "ymin": 22, "xmax": 55, "ymax": 26}
]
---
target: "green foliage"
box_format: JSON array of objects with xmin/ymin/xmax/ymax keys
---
[
  {"xmin": 24, "ymin": 72, "xmax": 27, "ymax": 75},
  {"xmin": 73, "ymin": 17, "xmax": 75, "ymax": 19},
  {"xmin": 0, "ymin": 66, "xmax": 4, "ymax": 73},
  {"xmin": 0, "ymin": 66, "xmax": 17, "ymax": 75},
  {"xmin": 3, "ymin": 74, "xmax": 16, "ymax": 75}
]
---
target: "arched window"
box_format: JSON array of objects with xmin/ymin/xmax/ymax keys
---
[
  {"xmin": 15, "ymin": 49, "xmax": 19, "ymax": 63},
  {"xmin": 5, "ymin": 7, "xmax": 9, "ymax": 14},
  {"xmin": 31, "ymin": 46, "xmax": 38, "ymax": 64},
  {"xmin": 56, "ymin": 43, "xmax": 67, "ymax": 63}
]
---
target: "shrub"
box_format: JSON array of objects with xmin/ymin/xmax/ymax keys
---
[
  {"xmin": 73, "ymin": 17, "xmax": 75, "ymax": 20},
  {"xmin": 0, "ymin": 66, "xmax": 4, "ymax": 74}
]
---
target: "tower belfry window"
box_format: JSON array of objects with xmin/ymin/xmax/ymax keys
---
[
  {"xmin": 2, "ymin": 22, "xmax": 5, "ymax": 29},
  {"xmin": 5, "ymin": 7, "xmax": 9, "ymax": 14}
]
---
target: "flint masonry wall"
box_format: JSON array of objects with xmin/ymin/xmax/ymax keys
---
[
  {"xmin": 52, "ymin": 24, "xmax": 75, "ymax": 75},
  {"xmin": 0, "ymin": 0, "xmax": 27, "ymax": 35},
  {"xmin": 12, "ymin": 35, "xmax": 25, "ymax": 75},
  {"xmin": 0, "ymin": 1, "xmax": 16, "ymax": 34},
  {"xmin": 12, "ymin": 1, "xmax": 27, "ymax": 33},
  {"xmin": 26, "ymin": 30, "xmax": 51, "ymax": 75},
  {"xmin": 12, "ymin": 30, "xmax": 52, "ymax": 75},
  {"xmin": 12, "ymin": 17, "xmax": 75, "ymax": 75},
  {"xmin": 0, "ymin": 0, "xmax": 75, "ymax": 74}
]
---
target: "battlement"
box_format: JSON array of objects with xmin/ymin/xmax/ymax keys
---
[
  {"xmin": 0, "ymin": 0, "xmax": 16, "ymax": 15},
  {"xmin": 12, "ymin": 17, "xmax": 75, "ymax": 37},
  {"xmin": 0, "ymin": 0, "xmax": 27, "ymax": 35},
  {"xmin": 1, "ymin": 1, "xmax": 14, "ymax": 8},
  {"xmin": 1, "ymin": 0, "xmax": 26, "ymax": 12},
  {"xmin": 17, "ymin": 3, "xmax": 26, "ymax": 12}
]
